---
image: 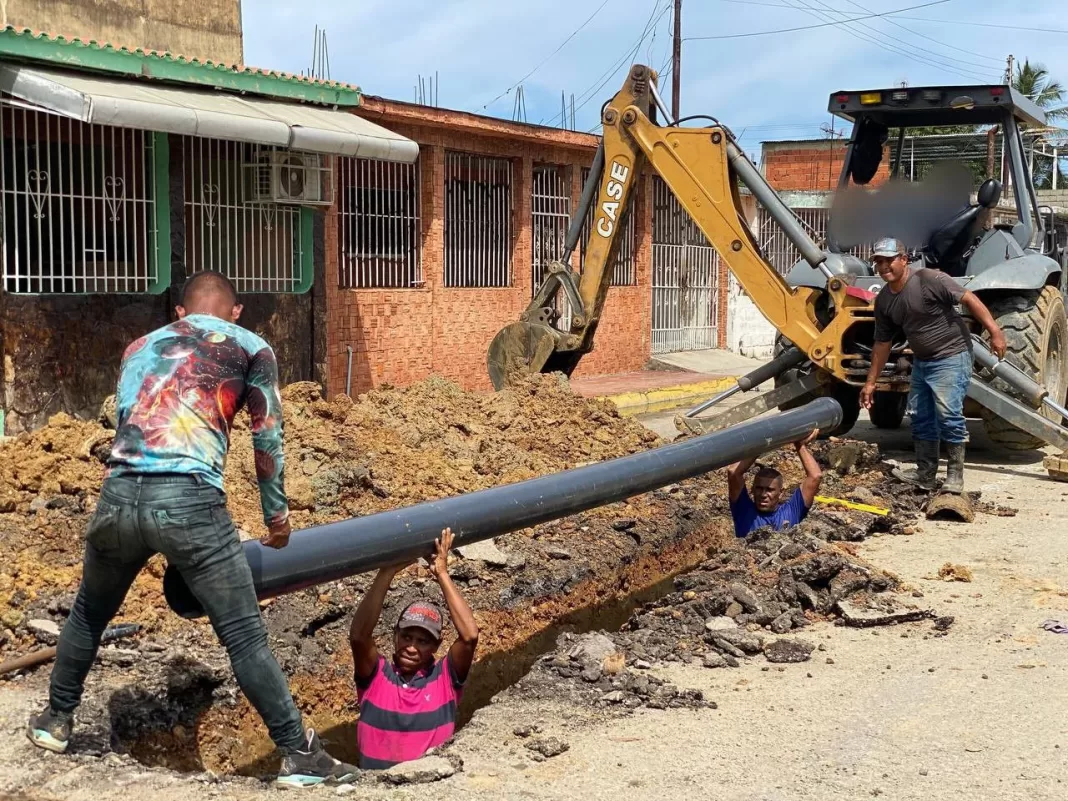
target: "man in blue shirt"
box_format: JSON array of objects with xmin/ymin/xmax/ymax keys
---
[{"xmin": 728, "ymin": 429, "xmax": 822, "ymax": 538}]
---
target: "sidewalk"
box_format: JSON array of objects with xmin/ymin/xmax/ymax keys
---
[{"xmin": 571, "ymin": 350, "xmax": 769, "ymax": 416}]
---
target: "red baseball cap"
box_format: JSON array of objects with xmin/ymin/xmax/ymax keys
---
[{"xmin": 396, "ymin": 602, "xmax": 443, "ymax": 640}]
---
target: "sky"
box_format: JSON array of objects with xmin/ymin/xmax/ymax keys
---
[{"xmin": 242, "ymin": 0, "xmax": 1068, "ymax": 161}]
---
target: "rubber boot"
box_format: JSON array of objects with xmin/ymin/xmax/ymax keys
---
[
  {"xmin": 892, "ymin": 440, "xmax": 939, "ymax": 491},
  {"xmin": 941, "ymin": 442, "xmax": 966, "ymax": 494}
]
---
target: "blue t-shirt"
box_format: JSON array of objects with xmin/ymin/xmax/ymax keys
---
[{"xmin": 729, "ymin": 487, "xmax": 810, "ymax": 538}]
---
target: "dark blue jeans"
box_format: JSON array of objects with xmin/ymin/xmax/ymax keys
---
[
  {"xmin": 908, "ymin": 350, "xmax": 973, "ymax": 444},
  {"xmin": 49, "ymin": 474, "xmax": 305, "ymax": 753}
]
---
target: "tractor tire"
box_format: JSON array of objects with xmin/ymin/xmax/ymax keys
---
[
  {"xmin": 771, "ymin": 336, "xmax": 860, "ymax": 437},
  {"xmin": 980, "ymin": 285, "xmax": 1068, "ymax": 450},
  {"xmin": 825, "ymin": 382, "xmax": 862, "ymax": 438},
  {"xmin": 870, "ymin": 390, "xmax": 907, "ymax": 429}
]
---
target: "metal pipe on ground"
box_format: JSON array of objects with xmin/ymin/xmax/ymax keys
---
[
  {"xmin": 685, "ymin": 346, "xmax": 807, "ymax": 418},
  {"xmin": 164, "ymin": 398, "xmax": 843, "ymax": 619}
]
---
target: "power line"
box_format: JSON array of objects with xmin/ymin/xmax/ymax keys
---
[
  {"xmin": 476, "ymin": 0, "xmax": 612, "ymax": 112},
  {"xmin": 685, "ymin": 0, "xmax": 952, "ymax": 40},
  {"xmin": 776, "ymin": 0, "xmax": 992, "ymax": 82},
  {"xmin": 780, "ymin": 0, "xmax": 993, "ymax": 82},
  {"xmin": 895, "ymin": 16, "xmax": 1068, "ymax": 35},
  {"xmin": 551, "ymin": 0, "xmax": 670, "ymax": 129},
  {"xmin": 834, "ymin": 0, "xmax": 1001, "ymax": 65}
]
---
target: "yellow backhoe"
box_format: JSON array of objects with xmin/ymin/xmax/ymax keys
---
[{"xmin": 486, "ymin": 64, "xmax": 1068, "ymax": 478}]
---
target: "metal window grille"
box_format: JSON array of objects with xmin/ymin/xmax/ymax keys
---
[
  {"xmin": 0, "ymin": 98, "xmax": 158, "ymax": 294},
  {"xmin": 531, "ymin": 164, "xmax": 571, "ymax": 293},
  {"xmin": 530, "ymin": 164, "xmax": 574, "ymax": 329},
  {"xmin": 184, "ymin": 137, "xmax": 305, "ymax": 293},
  {"xmin": 444, "ymin": 151, "xmax": 513, "ymax": 288},
  {"xmin": 338, "ymin": 156, "xmax": 422, "ymax": 289},
  {"xmin": 579, "ymin": 166, "xmax": 636, "ymax": 285},
  {"xmin": 651, "ymin": 177, "xmax": 719, "ymax": 353}
]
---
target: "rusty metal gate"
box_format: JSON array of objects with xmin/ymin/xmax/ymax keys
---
[{"xmin": 651, "ymin": 177, "xmax": 719, "ymax": 353}]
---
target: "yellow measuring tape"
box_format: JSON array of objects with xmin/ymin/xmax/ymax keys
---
[{"xmin": 815, "ymin": 495, "xmax": 890, "ymax": 516}]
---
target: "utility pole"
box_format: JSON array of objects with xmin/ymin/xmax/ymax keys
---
[
  {"xmin": 1005, "ymin": 54, "xmax": 1015, "ymax": 86},
  {"xmin": 671, "ymin": 0, "xmax": 682, "ymax": 121}
]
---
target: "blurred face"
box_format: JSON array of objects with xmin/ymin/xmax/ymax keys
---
[
  {"xmin": 752, "ymin": 474, "xmax": 784, "ymax": 514},
  {"xmin": 393, "ymin": 626, "xmax": 439, "ymax": 675},
  {"xmin": 873, "ymin": 253, "xmax": 908, "ymax": 286}
]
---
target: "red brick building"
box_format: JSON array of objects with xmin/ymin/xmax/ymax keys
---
[{"xmin": 326, "ymin": 98, "xmax": 656, "ymax": 397}]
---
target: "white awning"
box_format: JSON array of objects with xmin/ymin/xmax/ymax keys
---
[{"xmin": 0, "ymin": 65, "xmax": 418, "ymax": 163}]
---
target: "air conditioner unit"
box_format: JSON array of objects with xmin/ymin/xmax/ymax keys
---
[{"xmin": 245, "ymin": 151, "xmax": 333, "ymax": 206}]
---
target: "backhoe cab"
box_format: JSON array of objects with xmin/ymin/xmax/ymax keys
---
[{"xmin": 777, "ymin": 84, "xmax": 1066, "ymax": 447}]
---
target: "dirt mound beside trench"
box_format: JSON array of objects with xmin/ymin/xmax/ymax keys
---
[
  {"xmin": 0, "ymin": 375, "xmax": 732, "ymax": 774},
  {"xmin": 0, "ymin": 374, "xmax": 922, "ymax": 778}
]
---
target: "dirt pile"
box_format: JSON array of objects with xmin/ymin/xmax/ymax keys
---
[
  {"xmin": 0, "ymin": 375, "xmax": 734, "ymax": 774},
  {"xmin": 510, "ymin": 524, "xmax": 939, "ymax": 711},
  {"xmin": 0, "ymin": 374, "xmax": 928, "ymax": 777},
  {"xmin": 512, "ymin": 630, "xmax": 713, "ymax": 712}
]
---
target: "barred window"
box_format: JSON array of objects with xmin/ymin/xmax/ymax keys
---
[
  {"xmin": 184, "ymin": 137, "xmax": 311, "ymax": 293},
  {"xmin": 338, "ymin": 157, "xmax": 422, "ymax": 289},
  {"xmin": 1, "ymin": 99, "xmax": 162, "ymax": 294},
  {"xmin": 444, "ymin": 151, "xmax": 513, "ymax": 288},
  {"xmin": 531, "ymin": 164, "xmax": 571, "ymax": 293},
  {"xmin": 580, "ymin": 166, "xmax": 636, "ymax": 285}
]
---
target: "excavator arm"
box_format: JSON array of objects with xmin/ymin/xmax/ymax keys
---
[{"xmin": 487, "ymin": 64, "xmax": 876, "ymax": 390}]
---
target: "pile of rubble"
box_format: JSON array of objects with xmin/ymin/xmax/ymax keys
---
[{"xmin": 511, "ymin": 523, "xmax": 941, "ymax": 711}]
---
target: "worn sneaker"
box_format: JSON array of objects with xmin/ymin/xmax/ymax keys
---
[
  {"xmin": 27, "ymin": 706, "xmax": 72, "ymax": 754},
  {"xmin": 276, "ymin": 729, "xmax": 359, "ymax": 788}
]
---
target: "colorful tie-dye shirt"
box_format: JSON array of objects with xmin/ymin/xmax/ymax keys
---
[{"xmin": 108, "ymin": 314, "xmax": 289, "ymax": 527}]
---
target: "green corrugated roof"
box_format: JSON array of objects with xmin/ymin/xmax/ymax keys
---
[{"xmin": 0, "ymin": 26, "xmax": 360, "ymax": 107}]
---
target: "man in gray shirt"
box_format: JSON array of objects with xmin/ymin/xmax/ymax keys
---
[{"xmin": 860, "ymin": 238, "xmax": 1006, "ymax": 493}]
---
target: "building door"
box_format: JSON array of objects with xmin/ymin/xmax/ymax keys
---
[{"xmin": 651, "ymin": 177, "xmax": 719, "ymax": 353}]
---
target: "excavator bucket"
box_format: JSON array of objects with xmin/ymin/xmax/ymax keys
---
[{"xmin": 487, "ymin": 321, "xmax": 560, "ymax": 391}]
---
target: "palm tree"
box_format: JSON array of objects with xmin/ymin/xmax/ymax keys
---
[{"xmin": 1013, "ymin": 59, "xmax": 1068, "ymax": 123}]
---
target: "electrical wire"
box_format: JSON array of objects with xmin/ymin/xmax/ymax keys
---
[
  {"xmin": 779, "ymin": 0, "xmax": 995, "ymax": 82},
  {"xmin": 685, "ymin": 0, "xmax": 953, "ymax": 40},
  {"xmin": 475, "ymin": 0, "xmax": 613, "ymax": 112},
  {"xmin": 551, "ymin": 0, "xmax": 670, "ymax": 129},
  {"xmin": 895, "ymin": 16, "xmax": 1068, "ymax": 35},
  {"xmin": 834, "ymin": 0, "xmax": 1001, "ymax": 65},
  {"xmin": 712, "ymin": 0, "xmax": 1068, "ymax": 35}
]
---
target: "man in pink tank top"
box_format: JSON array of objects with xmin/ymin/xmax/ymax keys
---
[{"xmin": 349, "ymin": 528, "xmax": 479, "ymax": 770}]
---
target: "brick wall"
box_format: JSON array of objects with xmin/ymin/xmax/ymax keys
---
[
  {"xmin": 762, "ymin": 139, "xmax": 890, "ymax": 191},
  {"xmin": 324, "ymin": 102, "xmax": 657, "ymax": 398}
]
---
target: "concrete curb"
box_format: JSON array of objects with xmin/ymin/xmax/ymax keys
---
[{"xmin": 598, "ymin": 376, "xmax": 738, "ymax": 417}]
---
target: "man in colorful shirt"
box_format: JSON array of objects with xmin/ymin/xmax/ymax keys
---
[
  {"xmin": 28, "ymin": 271, "xmax": 358, "ymax": 788},
  {"xmin": 349, "ymin": 527, "xmax": 479, "ymax": 770},
  {"xmin": 727, "ymin": 429, "xmax": 822, "ymax": 538}
]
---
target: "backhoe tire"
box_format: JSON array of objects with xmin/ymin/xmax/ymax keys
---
[
  {"xmin": 869, "ymin": 391, "xmax": 907, "ymax": 429},
  {"xmin": 980, "ymin": 286, "xmax": 1068, "ymax": 450},
  {"xmin": 824, "ymin": 382, "xmax": 862, "ymax": 438}
]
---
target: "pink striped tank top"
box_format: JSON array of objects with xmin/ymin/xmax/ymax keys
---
[{"xmin": 356, "ymin": 655, "xmax": 463, "ymax": 769}]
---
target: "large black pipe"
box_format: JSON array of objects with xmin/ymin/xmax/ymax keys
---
[{"xmin": 164, "ymin": 398, "xmax": 843, "ymax": 618}]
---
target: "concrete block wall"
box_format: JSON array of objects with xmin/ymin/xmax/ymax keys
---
[{"xmin": 2, "ymin": 0, "xmax": 244, "ymax": 64}]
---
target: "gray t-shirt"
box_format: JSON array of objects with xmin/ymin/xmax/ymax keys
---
[{"xmin": 873, "ymin": 268, "xmax": 970, "ymax": 360}]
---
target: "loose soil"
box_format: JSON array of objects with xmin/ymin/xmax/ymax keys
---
[{"xmin": 0, "ymin": 374, "xmax": 929, "ymax": 782}]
